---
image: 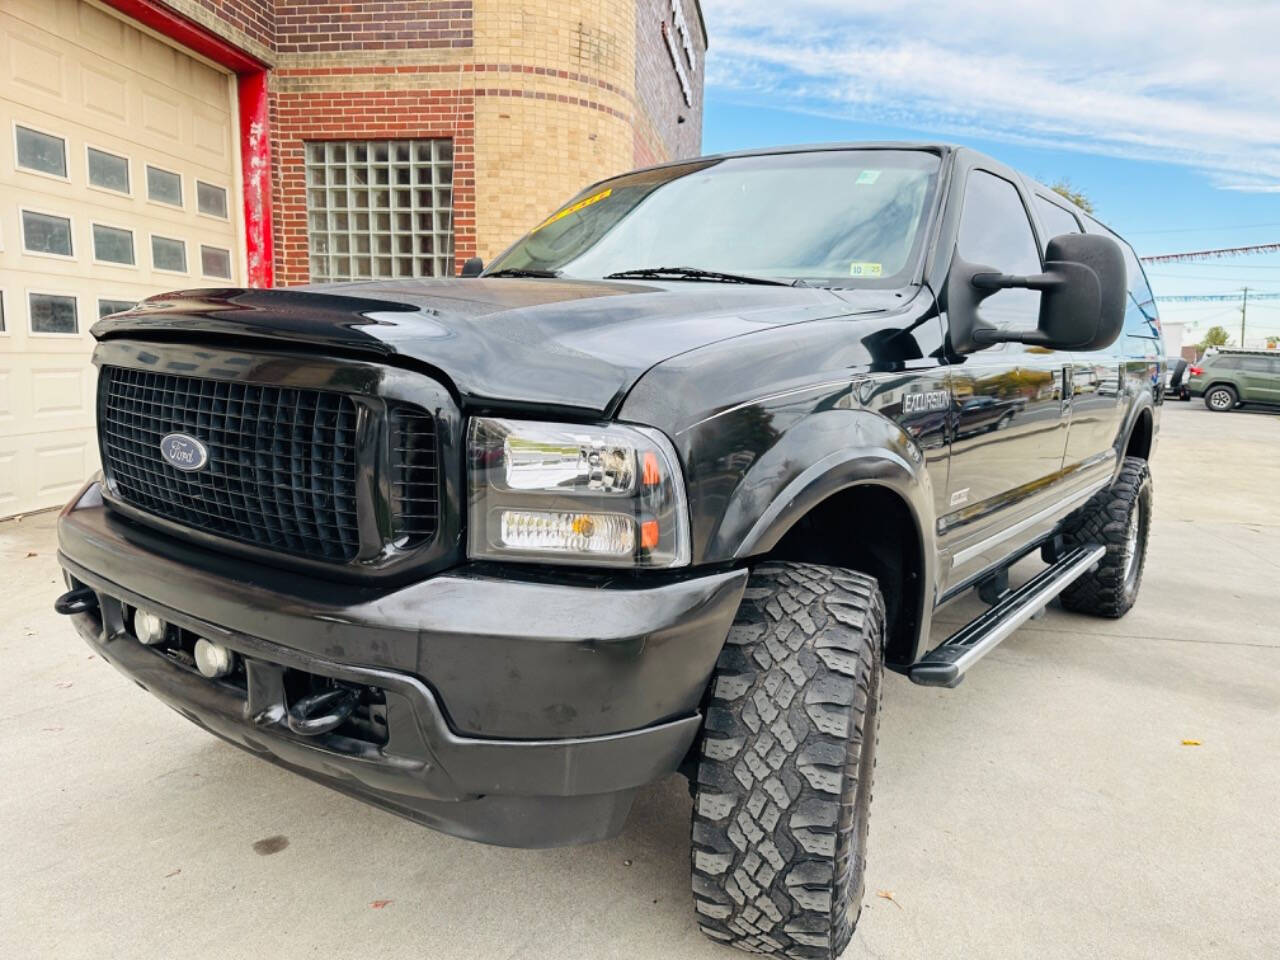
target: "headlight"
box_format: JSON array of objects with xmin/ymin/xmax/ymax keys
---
[{"xmin": 467, "ymin": 417, "xmax": 690, "ymax": 568}]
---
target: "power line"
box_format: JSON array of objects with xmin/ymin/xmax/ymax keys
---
[
  {"xmin": 1155, "ymin": 291, "xmax": 1280, "ymax": 302},
  {"xmin": 1128, "ymin": 221, "xmax": 1280, "ymax": 235},
  {"xmin": 1140, "ymin": 242, "xmax": 1280, "ymax": 264}
]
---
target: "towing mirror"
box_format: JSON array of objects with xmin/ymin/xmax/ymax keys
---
[{"xmin": 947, "ymin": 233, "xmax": 1127, "ymax": 354}]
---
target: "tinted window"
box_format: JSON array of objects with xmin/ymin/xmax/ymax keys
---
[
  {"xmin": 197, "ymin": 181, "xmax": 228, "ymax": 218},
  {"xmin": 957, "ymin": 171, "xmax": 1041, "ymax": 331},
  {"xmin": 15, "ymin": 126, "xmax": 66, "ymax": 177},
  {"xmin": 29, "ymin": 293, "xmax": 78, "ymax": 334},
  {"xmin": 146, "ymin": 166, "xmax": 182, "ymax": 206},
  {"xmin": 98, "ymin": 298, "xmax": 135, "ymax": 319},
  {"xmin": 1212, "ymin": 357, "xmax": 1241, "ymax": 370},
  {"xmin": 1034, "ymin": 195, "xmax": 1081, "ymax": 238},
  {"xmin": 87, "ymin": 148, "xmax": 130, "ymax": 193},
  {"xmin": 151, "ymin": 235, "xmax": 187, "ymax": 272},
  {"xmin": 1239, "ymin": 356, "xmax": 1280, "ymax": 373},
  {"xmin": 1084, "ymin": 215, "xmax": 1160, "ymax": 340},
  {"xmin": 21, "ymin": 210, "xmax": 73, "ymax": 256},
  {"xmin": 92, "ymin": 224, "xmax": 135, "ymax": 265}
]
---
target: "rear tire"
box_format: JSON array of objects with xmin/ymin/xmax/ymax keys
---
[
  {"xmin": 1058, "ymin": 456, "xmax": 1151, "ymax": 618},
  {"xmin": 691, "ymin": 563, "xmax": 884, "ymax": 960},
  {"xmin": 1205, "ymin": 385, "xmax": 1237, "ymax": 411}
]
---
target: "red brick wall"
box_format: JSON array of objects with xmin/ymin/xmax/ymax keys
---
[
  {"xmin": 186, "ymin": 0, "xmax": 276, "ymax": 51},
  {"xmin": 269, "ymin": 75, "xmax": 476, "ymax": 286},
  {"xmin": 634, "ymin": 0, "xmax": 705, "ymax": 165},
  {"xmin": 274, "ymin": 0, "xmax": 473, "ymax": 54}
]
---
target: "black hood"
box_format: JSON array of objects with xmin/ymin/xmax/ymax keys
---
[{"xmin": 93, "ymin": 278, "xmax": 903, "ymax": 414}]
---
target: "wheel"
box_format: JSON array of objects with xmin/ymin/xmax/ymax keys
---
[
  {"xmin": 1058, "ymin": 457, "xmax": 1152, "ymax": 618},
  {"xmin": 691, "ymin": 563, "xmax": 884, "ymax": 959},
  {"xmin": 1204, "ymin": 385, "xmax": 1237, "ymax": 411}
]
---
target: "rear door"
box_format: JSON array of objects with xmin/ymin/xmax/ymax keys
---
[
  {"xmin": 940, "ymin": 166, "xmax": 1070, "ymax": 591},
  {"xmin": 1239, "ymin": 355, "xmax": 1280, "ymax": 404}
]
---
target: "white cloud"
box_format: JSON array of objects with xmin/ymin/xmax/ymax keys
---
[{"xmin": 700, "ymin": 0, "xmax": 1280, "ymax": 190}]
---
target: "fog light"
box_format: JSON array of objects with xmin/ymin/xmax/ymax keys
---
[
  {"xmin": 193, "ymin": 639, "xmax": 235, "ymax": 679},
  {"xmin": 133, "ymin": 609, "xmax": 168, "ymax": 646}
]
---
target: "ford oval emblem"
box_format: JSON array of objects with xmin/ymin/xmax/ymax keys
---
[{"xmin": 159, "ymin": 433, "xmax": 209, "ymax": 472}]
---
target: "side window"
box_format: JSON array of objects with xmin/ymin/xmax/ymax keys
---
[
  {"xmin": 1240, "ymin": 357, "xmax": 1271, "ymax": 373},
  {"xmin": 1034, "ymin": 195, "xmax": 1081, "ymax": 239},
  {"xmin": 1083, "ymin": 215, "xmax": 1160, "ymax": 341},
  {"xmin": 957, "ymin": 171, "xmax": 1042, "ymax": 333}
]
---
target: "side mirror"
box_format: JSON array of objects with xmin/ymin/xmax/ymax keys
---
[
  {"xmin": 946, "ymin": 233, "xmax": 1126, "ymax": 354},
  {"xmin": 460, "ymin": 256, "xmax": 484, "ymax": 278}
]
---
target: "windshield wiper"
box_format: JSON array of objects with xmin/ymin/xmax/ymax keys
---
[
  {"xmin": 484, "ymin": 268, "xmax": 562, "ymax": 279},
  {"xmin": 602, "ymin": 266, "xmax": 790, "ymax": 286}
]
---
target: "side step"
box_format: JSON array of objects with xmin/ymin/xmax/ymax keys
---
[{"xmin": 909, "ymin": 544, "xmax": 1106, "ymax": 688}]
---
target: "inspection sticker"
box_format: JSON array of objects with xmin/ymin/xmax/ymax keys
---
[
  {"xmin": 849, "ymin": 261, "xmax": 883, "ymax": 277},
  {"xmin": 855, "ymin": 169, "xmax": 881, "ymax": 185},
  {"xmin": 531, "ymin": 187, "xmax": 612, "ymax": 233}
]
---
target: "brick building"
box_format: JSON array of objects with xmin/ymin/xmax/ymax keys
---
[{"xmin": 0, "ymin": 0, "xmax": 706, "ymax": 517}]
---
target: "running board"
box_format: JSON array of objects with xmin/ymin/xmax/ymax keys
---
[{"xmin": 910, "ymin": 544, "xmax": 1107, "ymax": 688}]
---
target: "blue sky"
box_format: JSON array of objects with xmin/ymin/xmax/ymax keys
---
[{"xmin": 698, "ymin": 0, "xmax": 1280, "ymax": 346}]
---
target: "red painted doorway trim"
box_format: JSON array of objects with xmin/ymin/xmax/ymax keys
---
[{"xmin": 99, "ymin": 0, "xmax": 274, "ymax": 287}]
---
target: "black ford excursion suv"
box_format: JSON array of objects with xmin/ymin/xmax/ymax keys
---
[{"xmin": 55, "ymin": 144, "xmax": 1161, "ymax": 959}]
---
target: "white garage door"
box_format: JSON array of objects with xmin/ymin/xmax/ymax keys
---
[{"xmin": 0, "ymin": 0, "xmax": 243, "ymax": 518}]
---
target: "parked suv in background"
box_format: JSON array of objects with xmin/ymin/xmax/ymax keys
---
[
  {"xmin": 1187, "ymin": 348, "xmax": 1280, "ymax": 411},
  {"xmin": 55, "ymin": 143, "xmax": 1161, "ymax": 960}
]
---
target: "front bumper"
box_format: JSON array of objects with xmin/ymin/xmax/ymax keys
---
[{"xmin": 57, "ymin": 483, "xmax": 747, "ymax": 847}]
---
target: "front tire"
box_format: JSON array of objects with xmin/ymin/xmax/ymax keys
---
[
  {"xmin": 691, "ymin": 563, "xmax": 884, "ymax": 959},
  {"xmin": 1059, "ymin": 456, "xmax": 1152, "ymax": 618},
  {"xmin": 1205, "ymin": 385, "xmax": 1237, "ymax": 411}
]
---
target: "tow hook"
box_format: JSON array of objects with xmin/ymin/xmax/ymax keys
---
[
  {"xmin": 54, "ymin": 587, "xmax": 98, "ymax": 616},
  {"xmin": 286, "ymin": 687, "xmax": 359, "ymax": 737}
]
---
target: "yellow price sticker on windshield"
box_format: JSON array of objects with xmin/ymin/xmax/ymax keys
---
[
  {"xmin": 531, "ymin": 187, "xmax": 612, "ymax": 234},
  {"xmin": 849, "ymin": 262, "xmax": 883, "ymax": 277}
]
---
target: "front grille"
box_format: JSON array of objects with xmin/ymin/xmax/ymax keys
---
[
  {"xmin": 99, "ymin": 366, "xmax": 362, "ymax": 562},
  {"xmin": 388, "ymin": 404, "xmax": 440, "ymax": 546}
]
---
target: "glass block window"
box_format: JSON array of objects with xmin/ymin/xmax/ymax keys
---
[
  {"xmin": 305, "ymin": 139, "xmax": 455, "ymax": 282},
  {"xmin": 197, "ymin": 180, "xmax": 228, "ymax": 218},
  {"xmin": 200, "ymin": 244, "xmax": 232, "ymax": 279},
  {"xmin": 29, "ymin": 292, "xmax": 78, "ymax": 334},
  {"xmin": 88, "ymin": 147, "xmax": 130, "ymax": 193},
  {"xmin": 98, "ymin": 298, "xmax": 136, "ymax": 319},
  {"xmin": 146, "ymin": 165, "xmax": 183, "ymax": 206},
  {"xmin": 16, "ymin": 126, "xmax": 67, "ymax": 177},
  {"xmin": 21, "ymin": 210, "xmax": 73, "ymax": 256},
  {"xmin": 92, "ymin": 223, "xmax": 135, "ymax": 265},
  {"xmin": 151, "ymin": 235, "xmax": 187, "ymax": 273}
]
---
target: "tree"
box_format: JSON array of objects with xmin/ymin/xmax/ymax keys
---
[
  {"xmin": 1200, "ymin": 325, "xmax": 1231, "ymax": 349},
  {"xmin": 1050, "ymin": 179, "xmax": 1094, "ymax": 213}
]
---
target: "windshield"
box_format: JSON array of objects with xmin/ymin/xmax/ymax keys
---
[{"xmin": 487, "ymin": 149, "xmax": 942, "ymax": 286}]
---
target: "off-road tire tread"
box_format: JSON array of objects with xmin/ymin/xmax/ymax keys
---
[
  {"xmin": 1058, "ymin": 456, "xmax": 1151, "ymax": 618},
  {"xmin": 691, "ymin": 562, "xmax": 884, "ymax": 959}
]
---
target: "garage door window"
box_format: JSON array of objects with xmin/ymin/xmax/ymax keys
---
[
  {"xmin": 304, "ymin": 139, "xmax": 455, "ymax": 282},
  {"xmin": 98, "ymin": 298, "xmax": 135, "ymax": 319},
  {"xmin": 21, "ymin": 209, "xmax": 74, "ymax": 257},
  {"xmin": 151, "ymin": 235, "xmax": 187, "ymax": 273},
  {"xmin": 15, "ymin": 125, "xmax": 67, "ymax": 178},
  {"xmin": 200, "ymin": 245, "xmax": 232, "ymax": 279},
  {"xmin": 146, "ymin": 165, "xmax": 183, "ymax": 207},
  {"xmin": 92, "ymin": 223, "xmax": 135, "ymax": 266},
  {"xmin": 29, "ymin": 292, "xmax": 78, "ymax": 334},
  {"xmin": 87, "ymin": 147, "xmax": 130, "ymax": 194},
  {"xmin": 197, "ymin": 181, "xmax": 228, "ymax": 219}
]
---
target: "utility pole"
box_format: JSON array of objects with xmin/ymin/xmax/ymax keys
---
[{"xmin": 1241, "ymin": 287, "xmax": 1249, "ymax": 346}]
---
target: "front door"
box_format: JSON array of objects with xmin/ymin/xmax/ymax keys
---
[{"xmin": 941, "ymin": 169, "xmax": 1070, "ymax": 591}]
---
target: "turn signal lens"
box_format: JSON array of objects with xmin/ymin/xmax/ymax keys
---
[{"xmin": 499, "ymin": 510, "xmax": 636, "ymax": 556}]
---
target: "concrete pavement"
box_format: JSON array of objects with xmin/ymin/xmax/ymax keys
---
[{"xmin": 2, "ymin": 400, "xmax": 1277, "ymax": 959}]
